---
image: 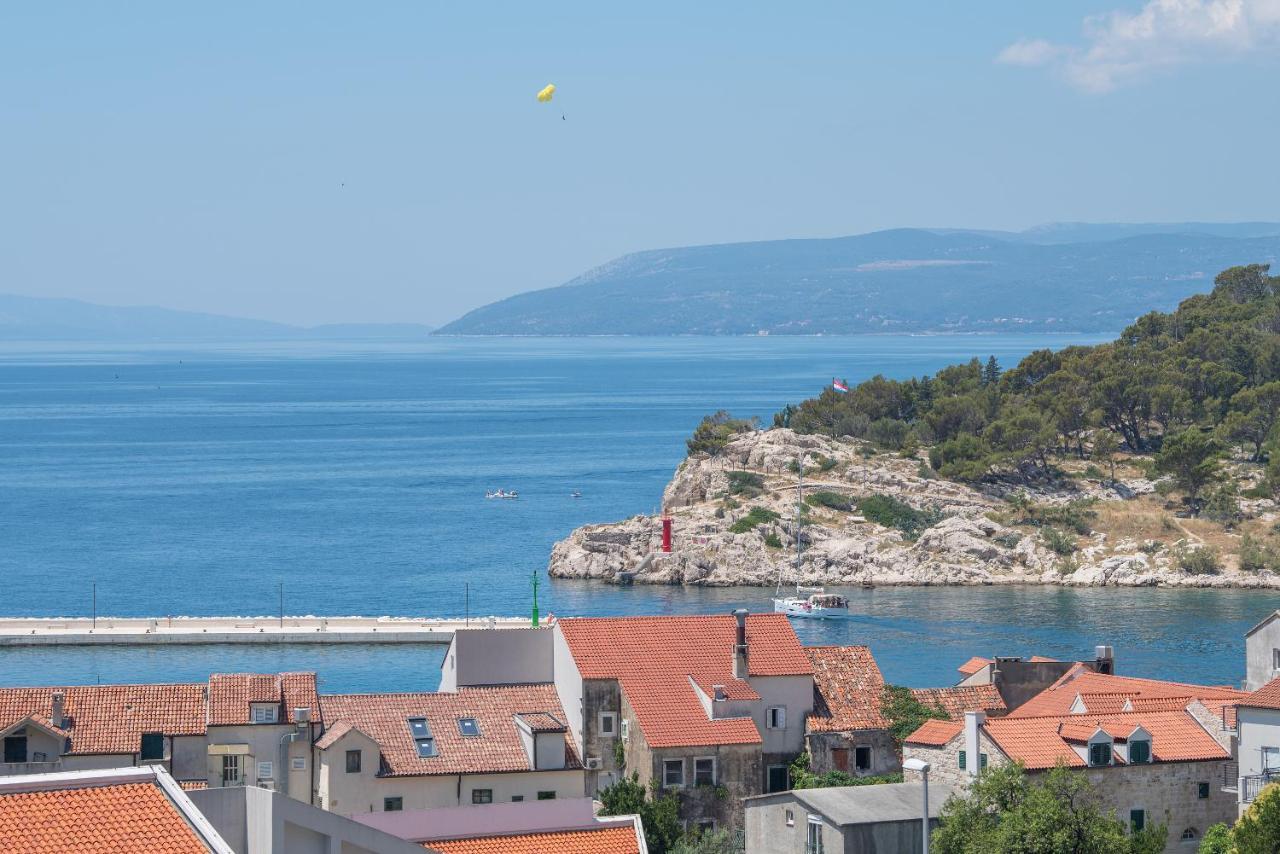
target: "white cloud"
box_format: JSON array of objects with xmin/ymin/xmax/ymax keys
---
[{"xmin": 997, "ymin": 0, "xmax": 1280, "ymax": 92}]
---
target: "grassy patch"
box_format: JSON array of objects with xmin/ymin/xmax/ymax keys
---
[
  {"xmin": 806, "ymin": 491, "xmax": 855, "ymax": 512},
  {"xmin": 857, "ymin": 494, "xmax": 943, "ymax": 540},
  {"xmin": 726, "ymin": 470, "xmax": 765, "ymax": 498},
  {"xmin": 729, "ymin": 506, "xmax": 781, "ymax": 534}
]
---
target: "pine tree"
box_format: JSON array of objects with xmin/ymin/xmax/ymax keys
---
[{"xmin": 983, "ymin": 355, "xmax": 1002, "ymax": 387}]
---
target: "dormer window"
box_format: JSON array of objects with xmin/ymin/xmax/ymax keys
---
[
  {"xmin": 1129, "ymin": 738, "xmax": 1151, "ymax": 764},
  {"xmin": 457, "ymin": 718, "xmax": 480, "ymax": 738},
  {"xmin": 251, "ymin": 704, "xmax": 278, "ymax": 724},
  {"xmin": 1088, "ymin": 741, "xmax": 1113, "ymax": 767}
]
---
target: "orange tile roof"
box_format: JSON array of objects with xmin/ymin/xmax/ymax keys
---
[
  {"xmin": 208, "ymin": 672, "xmax": 318, "ymax": 726},
  {"xmin": 177, "ymin": 781, "xmax": 208, "ymax": 791},
  {"xmin": 320, "ymin": 685, "xmax": 580, "ymax": 777},
  {"xmin": 957, "ymin": 656, "xmax": 992, "ymax": 676},
  {"xmin": 0, "ymin": 782, "xmax": 209, "ymax": 853},
  {"xmin": 558, "ymin": 614, "xmax": 811, "ymax": 748},
  {"xmin": 0, "ymin": 684, "xmax": 206, "ymax": 755},
  {"xmin": 911, "ymin": 686, "xmax": 1007, "ymax": 720},
  {"xmin": 1010, "ymin": 667, "xmax": 1246, "ymax": 718},
  {"xmin": 426, "ymin": 825, "xmax": 641, "ymax": 854},
  {"xmin": 805, "ymin": 646, "xmax": 888, "ymax": 732},
  {"xmin": 515, "ymin": 712, "xmax": 566, "ymax": 733},
  {"xmin": 1242, "ymin": 675, "xmax": 1280, "ymax": 710},
  {"xmin": 904, "ymin": 719, "xmax": 963, "ymax": 746},
  {"xmin": 984, "ymin": 710, "xmax": 1228, "ymax": 770}
]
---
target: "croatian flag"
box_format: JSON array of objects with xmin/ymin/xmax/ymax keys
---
[{"xmin": 832, "ymin": 378, "xmax": 849, "ymax": 393}]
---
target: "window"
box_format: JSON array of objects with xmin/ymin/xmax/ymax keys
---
[
  {"xmin": 472, "ymin": 789, "xmax": 493, "ymax": 804},
  {"xmin": 1265, "ymin": 746, "xmax": 1280, "ymax": 771},
  {"xmin": 1273, "ymin": 648, "xmax": 1280, "ymax": 672},
  {"xmin": 785, "ymin": 809, "xmax": 795, "ymax": 827},
  {"xmin": 958, "ymin": 750, "xmax": 966, "ymax": 770},
  {"xmin": 4, "ymin": 735, "xmax": 27, "ymax": 764},
  {"xmin": 1198, "ymin": 782, "xmax": 1210, "ymax": 799},
  {"xmin": 1089, "ymin": 742, "xmax": 1113, "ymax": 767},
  {"xmin": 1181, "ymin": 828, "xmax": 1198, "ymax": 841},
  {"xmin": 251, "ymin": 705, "xmax": 278, "ymax": 724},
  {"xmin": 140, "ymin": 732, "xmax": 165, "ymax": 761},
  {"xmin": 457, "ymin": 717, "xmax": 480, "ymax": 738},
  {"xmin": 980, "ymin": 753, "xmax": 989, "ymax": 769},
  {"xmin": 1130, "ymin": 809, "xmax": 1146, "ymax": 833},
  {"xmin": 408, "ymin": 717, "xmax": 436, "ymax": 757},
  {"xmin": 256, "ymin": 761, "xmax": 273, "ymax": 780},
  {"xmin": 694, "ymin": 757, "xmax": 716, "ymax": 787},
  {"xmin": 663, "ymin": 758, "xmax": 685, "ymax": 788},
  {"xmin": 695, "ymin": 820, "xmax": 715, "ymax": 834},
  {"xmin": 766, "ymin": 707, "xmax": 786, "ymax": 729},
  {"xmin": 291, "ymin": 756, "xmax": 306, "ymax": 771},
  {"xmin": 32, "ymin": 751, "xmax": 47, "ymax": 762},
  {"xmin": 767, "ymin": 765, "xmax": 789, "ymax": 793},
  {"xmin": 345, "ymin": 750, "xmax": 362, "ymax": 773},
  {"xmin": 806, "ymin": 816, "xmax": 825, "ymax": 854},
  {"xmin": 221, "ymin": 755, "xmax": 241, "ymax": 785},
  {"xmin": 855, "ymin": 745, "xmax": 872, "ymax": 772},
  {"xmin": 511, "ymin": 795, "xmax": 524, "ymax": 802},
  {"xmin": 537, "ymin": 791, "xmax": 556, "ymax": 800},
  {"xmin": 599, "ymin": 712, "xmax": 618, "ymax": 738},
  {"xmin": 1129, "ymin": 739, "xmax": 1151, "ymax": 764},
  {"xmin": 384, "ymin": 797, "xmax": 403, "ymax": 812},
  {"xmin": 620, "ymin": 719, "xmax": 630, "ymax": 741}
]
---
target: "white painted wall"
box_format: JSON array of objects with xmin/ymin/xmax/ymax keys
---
[
  {"xmin": 749, "ymin": 675, "xmax": 813, "ymax": 755},
  {"xmin": 445, "ymin": 628, "xmax": 554, "ymax": 689},
  {"xmin": 1238, "ymin": 706, "xmax": 1280, "ymax": 792},
  {"xmin": 1246, "ymin": 619, "xmax": 1280, "ymax": 691},
  {"xmin": 206, "ymin": 724, "xmax": 316, "ymax": 802},
  {"xmin": 552, "ymin": 626, "xmax": 585, "ymax": 755}
]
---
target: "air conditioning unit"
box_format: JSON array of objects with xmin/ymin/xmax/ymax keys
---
[{"xmin": 584, "ymin": 757, "xmax": 603, "ymax": 770}]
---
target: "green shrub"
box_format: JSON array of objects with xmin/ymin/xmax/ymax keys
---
[
  {"xmin": 916, "ymin": 460, "xmax": 936, "ymax": 480},
  {"xmin": 763, "ymin": 532, "xmax": 782, "ymax": 549},
  {"xmin": 1083, "ymin": 464, "xmax": 1104, "ymax": 479},
  {"xmin": 1176, "ymin": 545, "xmax": 1221, "ymax": 575},
  {"xmin": 1040, "ymin": 526, "xmax": 1077, "ymax": 555},
  {"xmin": 814, "ymin": 455, "xmax": 838, "ymax": 473},
  {"xmin": 857, "ymin": 494, "xmax": 944, "ymax": 540},
  {"xmin": 1201, "ymin": 484, "xmax": 1241, "ymax": 526},
  {"xmin": 686, "ymin": 411, "xmax": 755, "ymax": 457},
  {"xmin": 787, "ymin": 752, "xmax": 903, "ymax": 790},
  {"xmin": 993, "ymin": 531, "xmax": 1022, "ymax": 549},
  {"xmin": 713, "ymin": 506, "xmax": 725, "ymax": 519},
  {"xmin": 1239, "ymin": 533, "xmax": 1279, "ymax": 573},
  {"xmin": 1243, "ymin": 481, "xmax": 1273, "ymax": 499},
  {"xmin": 806, "ymin": 491, "xmax": 854, "ymax": 512},
  {"xmin": 881, "ymin": 685, "xmax": 949, "ymax": 746},
  {"xmin": 729, "ymin": 506, "xmax": 781, "ymax": 534},
  {"xmin": 1005, "ymin": 497, "xmax": 1096, "ymax": 535},
  {"xmin": 726, "ymin": 470, "xmax": 764, "ymax": 497}
]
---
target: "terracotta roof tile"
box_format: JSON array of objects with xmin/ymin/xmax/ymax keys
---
[
  {"xmin": 984, "ymin": 710, "xmax": 1229, "ymax": 770},
  {"xmin": 426, "ymin": 825, "xmax": 641, "ymax": 854},
  {"xmin": 1242, "ymin": 675, "xmax": 1280, "ymax": 711},
  {"xmin": 558, "ymin": 614, "xmax": 810, "ymax": 748},
  {"xmin": 0, "ymin": 782, "xmax": 209, "ymax": 853},
  {"xmin": 0, "ymin": 685, "xmax": 206, "ymax": 755},
  {"xmin": 910, "ymin": 686, "xmax": 1007, "ymax": 720},
  {"xmin": 320, "ymin": 685, "xmax": 580, "ymax": 777},
  {"xmin": 1011, "ymin": 670, "xmax": 1245, "ymax": 718},
  {"xmin": 904, "ymin": 719, "xmax": 963, "ymax": 746},
  {"xmin": 515, "ymin": 712, "xmax": 566, "ymax": 733},
  {"xmin": 208, "ymin": 672, "xmax": 318, "ymax": 726},
  {"xmin": 805, "ymin": 646, "xmax": 888, "ymax": 732},
  {"xmin": 957, "ymin": 656, "xmax": 992, "ymax": 676}
]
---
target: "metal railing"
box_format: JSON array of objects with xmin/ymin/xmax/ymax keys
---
[{"xmin": 1241, "ymin": 769, "xmax": 1279, "ymax": 804}]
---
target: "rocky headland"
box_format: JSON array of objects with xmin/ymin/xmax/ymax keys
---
[{"xmin": 548, "ymin": 429, "xmax": 1280, "ymax": 589}]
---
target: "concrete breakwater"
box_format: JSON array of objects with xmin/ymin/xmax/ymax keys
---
[{"xmin": 0, "ymin": 615, "xmax": 533, "ymax": 646}]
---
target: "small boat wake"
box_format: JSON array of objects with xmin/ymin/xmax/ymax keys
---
[{"xmin": 485, "ymin": 489, "xmax": 519, "ymax": 500}]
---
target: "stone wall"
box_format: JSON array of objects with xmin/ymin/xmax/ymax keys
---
[
  {"xmin": 808, "ymin": 729, "xmax": 900, "ymax": 777},
  {"xmin": 902, "ymin": 731, "xmax": 1004, "ymax": 790}
]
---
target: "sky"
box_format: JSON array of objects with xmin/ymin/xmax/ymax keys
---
[{"xmin": 2, "ymin": 2, "xmax": 1279, "ymax": 327}]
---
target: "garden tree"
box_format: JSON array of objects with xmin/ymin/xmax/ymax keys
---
[
  {"xmin": 1090, "ymin": 430, "xmax": 1120, "ymax": 482},
  {"xmin": 1230, "ymin": 780, "xmax": 1280, "ymax": 854},
  {"xmin": 686, "ymin": 411, "xmax": 757, "ymax": 457},
  {"xmin": 881, "ymin": 685, "xmax": 949, "ymax": 748},
  {"xmin": 598, "ymin": 774, "xmax": 682, "ymax": 854},
  {"xmin": 983, "ymin": 405, "xmax": 1058, "ymax": 476},
  {"xmin": 1155, "ymin": 430, "xmax": 1222, "ymax": 511},
  {"xmin": 1197, "ymin": 821, "xmax": 1231, "ymax": 854},
  {"xmin": 1033, "ymin": 371, "xmax": 1092, "ymax": 456},
  {"xmin": 982, "ymin": 355, "xmax": 1002, "ymax": 387},
  {"xmin": 670, "ymin": 829, "xmax": 737, "ymax": 854},
  {"xmin": 1214, "ymin": 263, "xmax": 1275, "ymax": 304},
  {"xmin": 931, "ymin": 763, "xmax": 1166, "ymax": 854}
]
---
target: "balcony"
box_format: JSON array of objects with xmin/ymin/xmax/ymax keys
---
[{"xmin": 1241, "ymin": 769, "xmax": 1279, "ymax": 804}]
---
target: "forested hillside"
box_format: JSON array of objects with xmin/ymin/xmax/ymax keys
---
[{"xmin": 772, "ymin": 264, "xmax": 1280, "ymax": 510}]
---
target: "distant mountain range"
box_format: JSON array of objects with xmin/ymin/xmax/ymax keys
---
[
  {"xmin": 435, "ymin": 222, "xmax": 1280, "ymax": 336},
  {"xmin": 0, "ymin": 294, "xmax": 434, "ymax": 341}
]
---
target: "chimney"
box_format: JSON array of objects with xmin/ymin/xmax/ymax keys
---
[
  {"xmin": 964, "ymin": 711, "xmax": 986, "ymax": 778},
  {"xmin": 732, "ymin": 609, "xmax": 749, "ymax": 679},
  {"xmin": 50, "ymin": 691, "xmax": 65, "ymax": 729},
  {"xmin": 1094, "ymin": 645, "xmax": 1114, "ymax": 675}
]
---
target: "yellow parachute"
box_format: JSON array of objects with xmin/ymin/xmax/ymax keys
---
[{"xmin": 536, "ymin": 84, "xmax": 556, "ymax": 103}]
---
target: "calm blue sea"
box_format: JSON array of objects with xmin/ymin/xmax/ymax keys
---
[{"xmin": 2, "ymin": 335, "xmax": 1274, "ymax": 692}]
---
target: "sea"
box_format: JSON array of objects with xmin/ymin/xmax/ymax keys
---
[{"xmin": 1, "ymin": 334, "xmax": 1274, "ymax": 693}]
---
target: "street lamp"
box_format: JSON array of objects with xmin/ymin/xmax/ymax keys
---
[{"xmin": 903, "ymin": 758, "xmax": 932, "ymax": 854}]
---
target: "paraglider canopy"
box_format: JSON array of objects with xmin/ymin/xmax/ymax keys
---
[{"xmin": 536, "ymin": 84, "xmax": 556, "ymax": 103}]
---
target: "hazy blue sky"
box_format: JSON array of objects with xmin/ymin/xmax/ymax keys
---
[{"xmin": 2, "ymin": 2, "xmax": 1278, "ymax": 326}]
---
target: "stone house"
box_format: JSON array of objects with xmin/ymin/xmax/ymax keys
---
[
  {"xmin": 804, "ymin": 646, "xmax": 1005, "ymax": 779},
  {"xmin": 315, "ymin": 685, "xmax": 585, "ymax": 815},
  {"xmin": 553, "ymin": 611, "xmax": 814, "ymax": 834},
  {"xmin": 903, "ymin": 666, "xmax": 1247, "ymax": 851},
  {"xmin": 1232, "ymin": 674, "xmax": 1280, "ymax": 814}
]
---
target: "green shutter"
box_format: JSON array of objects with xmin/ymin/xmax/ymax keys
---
[
  {"xmin": 1130, "ymin": 740, "xmax": 1150, "ymax": 764},
  {"xmin": 140, "ymin": 733, "xmax": 164, "ymax": 761},
  {"xmin": 958, "ymin": 750, "xmax": 966, "ymax": 770},
  {"xmin": 1130, "ymin": 809, "xmax": 1145, "ymax": 832}
]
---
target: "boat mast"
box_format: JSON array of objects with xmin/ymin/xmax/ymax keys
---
[{"xmin": 794, "ymin": 455, "xmax": 803, "ymax": 594}]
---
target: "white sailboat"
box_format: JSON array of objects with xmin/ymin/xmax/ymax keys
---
[{"xmin": 772, "ymin": 456, "xmax": 849, "ymax": 620}]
